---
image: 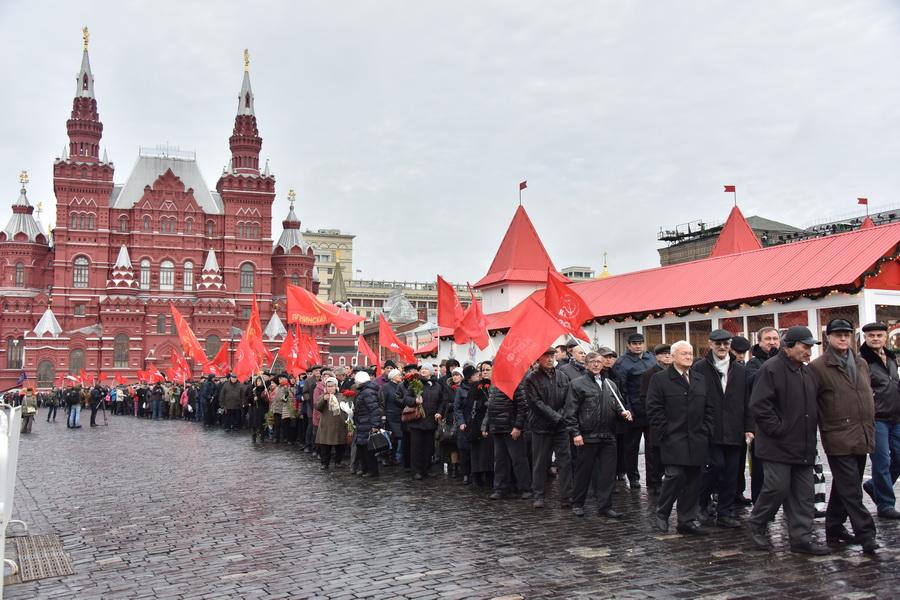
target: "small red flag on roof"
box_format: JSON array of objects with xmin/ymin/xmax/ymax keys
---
[
  {"xmin": 858, "ymin": 197, "xmax": 868, "ymax": 205},
  {"xmin": 723, "ymin": 185, "xmax": 736, "ymax": 193},
  {"xmin": 519, "ymin": 180, "xmax": 527, "ymax": 191}
]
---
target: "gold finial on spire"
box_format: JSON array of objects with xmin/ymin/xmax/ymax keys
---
[
  {"xmin": 598, "ymin": 252, "xmax": 610, "ymax": 279},
  {"xmin": 287, "ymin": 189, "xmax": 296, "ymax": 206},
  {"xmin": 19, "ymin": 170, "xmax": 29, "ymax": 188},
  {"xmin": 83, "ymin": 26, "xmax": 90, "ymax": 50},
  {"xmin": 243, "ymin": 48, "xmax": 250, "ymax": 72}
]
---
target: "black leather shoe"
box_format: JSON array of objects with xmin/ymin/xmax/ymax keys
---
[
  {"xmin": 616, "ymin": 474, "xmax": 627, "ymax": 481},
  {"xmin": 654, "ymin": 514, "xmax": 669, "ymax": 533},
  {"xmin": 735, "ymin": 495, "xmax": 753, "ymax": 506},
  {"xmin": 825, "ymin": 527, "xmax": 857, "ymax": 545},
  {"xmin": 717, "ymin": 516, "xmax": 741, "ymax": 529},
  {"xmin": 863, "ymin": 479, "xmax": 875, "ymax": 504},
  {"xmin": 746, "ymin": 523, "xmax": 770, "ymax": 550},
  {"xmin": 629, "ymin": 480, "xmax": 641, "ymax": 490},
  {"xmin": 676, "ymin": 521, "xmax": 709, "ymax": 536},
  {"xmin": 862, "ymin": 538, "xmax": 878, "ymax": 555},
  {"xmin": 599, "ymin": 509, "xmax": 623, "ymax": 519},
  {"xmin": 572, "ymin": 506, "xmax": 585, "ymax": 517},
  {"xmin": 790, "ymin": 541, "xmax": 831, "ymax": 555},
  {"xmin": 877, "ymin": 507, "xmax": 900, "ymax": 519}
]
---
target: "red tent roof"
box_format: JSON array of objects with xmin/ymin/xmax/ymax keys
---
[
  {"xmin": 567, "ymin": 222, "xmax": 900, "ymax": 320},
  {"xmin": 709, "ymin": 205, "xmax": 762, "ymax": 257},
  {"xmin": 860, "ymin": 216, "xmax": 875, "ymax": 230},
  {"xmin": 414, "ymin": 338, "xmax": 439, "ymax": 355},
  {"xmin": 474, "ymin": 205, "xmax": 558, "ymax": 288}
]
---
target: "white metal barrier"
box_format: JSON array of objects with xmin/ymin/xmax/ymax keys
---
[{"xmin": 1, "ymin": 403, "xmax": 25, "ymax": 598}]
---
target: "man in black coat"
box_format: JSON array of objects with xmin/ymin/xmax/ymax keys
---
[
  {"xmin": 558, "ymin": 342, "xmax": 586, "ymax": 382},
  {"xmin": 526, "ymin": 350, "xmax": 573, "ymax": 509},
  {"xmin": 746, "ymin": 326, "xmax": 830, "ymax": 555},
  {"xmin": 744, "ymin": 325, "xmax": 781, "ymax": 503},
  {"xmin": 565, "ymin": 351, "xmax": 632, "ymax": 517},
  {"xmin": 613, "ymin": 333, "xmax": 658, "ymax": 489},
  {"xmin": 482, "ymin": 375, "xmax": 531, "ymax": 500},
  {"xmin": 692, "ymin": 329, "xmax": 753, "ymax": 528},
  {"xmin": 647, "ymin": 340, "xmax": 714, "ymax": 535},
  {"xmin": 638, "ymin": 344, "xmax": 672, "ymax": 494}
]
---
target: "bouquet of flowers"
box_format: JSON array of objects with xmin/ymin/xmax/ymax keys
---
[{"xmin": 402, "ymin": 377, "xmax": 425, "ymax": 423}]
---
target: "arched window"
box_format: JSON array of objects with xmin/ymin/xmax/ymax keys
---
[
  {"xmin": 113, "ymin": 333, "xmax": 129, "ymax": 368},
  {"xmin": 339, "ymin": 356, "xmax": 346, "ymax": 366},
  {"xmin": 328, "ymin": 356, "xmax": 334, "ymax": 366},
  {"xmin": 156, "ymin": 314, "xmax": 166, "ymax": 334},
  {"xmin": 14, "ymin": 262, "xmax": 24, "ymax": 287},
  {"xmin": 237, "ymin": 222, "xmax": 244, "ymax": 238},
  {"xmin": 142, "ymin": 215, "xmax": 151, "ymax": 232},
  {"xmin": 329, "ymin": 325, "xmax": 337, "ymax": 335},
  {"xmin": 204, "ymin": 334, "xmax": 221, "ymax": 360},
  {"xmin": 185, "ymin": 218, "xmax": 193, "ymax": 234},
  {"xmin": 84, "ymin": 213, "xmax": 95, "ymax": 229},
  {"xmin": 206, "ymin": 220, "xmax": 215, "ymax": 237},
  {"xmin": 290, "ymin": 273, "xmax": 300, "ymax": 286},
  {"xmin": 240, "ymin": 263, "xmax": 255, "ymax": 293},
  {"xmin": 69, "ymin": 212, "xmax": 78, "ymax": 229},
  {"xmin": 37, "ymin": 360, "xmax": 54, "ymax": 387},
  {"xmin": 160, "ymin": 260, "xmax": 174, "ymax": 290},
  {"xmin": 73, "ymin": 256, "xmax": 90, "ymax": 288},
  {"xmin": 6, "ymin": 337, "xmax": 24, "ymax": 369},
  {"xmin": 82, "ymin": 73, "xmax": 89, "ymax": 91},
  {"xmin": 183, "ymin": 261, "xmax": 194, "ymax": 291},
  {"xmin": 69, "ymin": 349, "xmax": 85, "ymax": 374},
  {"xmin": 118, "ymin": 215, "xmax": 129, "ymax": 232},
  {"xmin": 140, "ymin": 259, "xmax": 151, "ymax": 290}
]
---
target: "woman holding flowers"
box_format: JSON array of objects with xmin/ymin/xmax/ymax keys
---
[
  {"xmin": 403, "ymin": 364, "xmax": 445, "ymax": 480},
  {"xmin": 315, "ymin": 376, "xmax": 348, "ymax": 469}
]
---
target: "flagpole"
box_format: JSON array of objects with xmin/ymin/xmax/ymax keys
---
[{"xmin": 732, "ymin": 189, "xmax": 737, "ymax": 207}]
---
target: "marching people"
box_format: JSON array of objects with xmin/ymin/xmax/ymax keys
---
[
  {"xmin": 638, "ymin": 344, "xmax": 672, "ymax": 494},
  {"xmin": 526, "ymin": 348, "xmax": 573, "ymax": 509},
  {"xmin": 316, "ymin": 376, "xmax": 348, "ymax": 469},
  {"xmin": 566, "ymin": 351, "xmax": 633, "ymax": 517},
  {"xmin": 809, "ymin": 319, "xmax": 877, "ymax": 553},
  {"xmin": 745, "ymin": 326, "xmax": 781, "ymax": 503},
  {"xmin": 859, "ymin": 321, "xmax": 900, "ymax": 519},
  {"xmin": 647, "ymin": 340, "xmax": 714, "ymax": 535},
  {"xmin": 613, "ymin": 333, "xmax": 655, "ymax": 489},
  {"xmin": 403, "ymin": 364, "xmax": 444, "ymax": 480},
  {"xmin": 483, "ymin": 366, "xmax": 531, "ymax": 500},
  {"xmin": 746, "ymin": 326, "xmax": 830, "ymax": 555},
  {"xmin": 691, "ymin": 329, "xmax": 752, "ymax": 528}
]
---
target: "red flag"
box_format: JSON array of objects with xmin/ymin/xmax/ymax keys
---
[
  {"xmin": 290, "ymin": 331, "xmax": 307, "ymax": 374},
  {"xmin": 519, "ymin": 180, "xmax": 527, "ymax": 191},
  {"xmin": 246, "ymin": 297, "xmax": 274, "ymax": 364},
  {"xmin": 437, "ymin": 275, "xmax": 465, "ymax": 330},
  {"xmin": 493, "ymin": 297, "xmax": 569, "ymax": 399},
  {"xmin": 357, "ymin": 335, "xmax": 380, "ymax": 371},
  {"xmin": 286, "ymin": 284, "xmax": 365, "ymax": 329},
  {"xmin": 544, "ymin": 269, "xmax": 592, "ymax": 342},
  {"xmin": 169, "ymin": 349, "xmax": 191, "ymax": 383},
  {"xmin": 80, "ymin": 369, "xmax": 90, "ymax": 386},
  {"xmin": 203, "ymin": 343, "xmax": 230, "ymax": 376},
  {"xmin": 277, "ymin": 329, "xmax": 296, "ymax": 364},
  {"xmin": 114, "ymin": 373, "xmax": 127, "ymax": 386},
  {"xmin": 149, "ymin": 369, "xmax": 165, "ymax": 384},
  {"xmin": 723, "ymin": 185, "xmax": 736, "ymax": 193},
  {"xmin": 299, "ymin": 333, "xmax": 322, "ymax": 366},
  {"xmin": 233, "ymin": 335, "xmax": 260, "ymax": 381},
  {"xmin": 454, "ymin": 286, "xmax": 490, "ymax": 350},
  {"xmin": 858, "ymin": 197, "xmax": 868, "ymax": 205},
  {"xmin": 170, "ymin": 302, "xmax": 208, "ymax": 364},
  {"xmin": 378, "ymin": 314, "xmax": 417, "ymax": 364},
  {"xmin": 98, "ymin": 371, "xmax": 107, "ymax": 382}
]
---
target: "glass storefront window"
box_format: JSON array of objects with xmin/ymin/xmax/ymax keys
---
[
  {"xmin": 875, "ymin": 305, "xmax": 900, "ymax": 352},
  {"xmin": 719, "ymin": 317, "xmax": 744, "ymax": 336},
  {"xmin": 689, "ymin": 319, "xmax": 712, "ymax": 357},
  {"xmin": 664, "ymin": 322, "xmax": 686, "ymax": 344},
  {"xmin": 643, "ymin": 324, "xmax": 663, "ymax": 350},
  {"xmin": 747, "ymin": 314, "xmax": 775, "ymax": 344},
  {"xmin": 818, "ymin": 305, "xmax": 860, "ymax": 351}
]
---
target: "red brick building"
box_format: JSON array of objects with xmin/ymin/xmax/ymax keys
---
[{"xmin": 0, "ymin": 39, "xmax": 319, "ymax": 389}]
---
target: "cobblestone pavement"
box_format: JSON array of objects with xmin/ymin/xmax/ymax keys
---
[{"xmin": 6, "ymin": 414, "xmax": 900, "ymax": 599}]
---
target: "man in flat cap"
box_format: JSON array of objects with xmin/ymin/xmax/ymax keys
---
[
  {"xmin": 613, "ymin": 332, "xmax": 657, "ymax": 489},
  {"xmin": 859, "ymin": 322, "xmax": 900, "ymax": 519},
  {"xmin": 747, "ymin": 326, "xmax": 829, "ymax": 555},
  {"xmin": 730, "ymin": 336, "xmax": 751, "ymax": 364},
  {"xmin": 809, "ymin": 319, "xmax": 877, "ymax": 553},
  {"xmin": 692, "ymin": 329, "xmax": 752, "ymax": 528}
]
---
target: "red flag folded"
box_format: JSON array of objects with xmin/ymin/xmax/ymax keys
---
[
  {"xmin": 544, "ymin": 269, "xmax": 592, "ymax": 342},
  {"xmin": 114, "ymin": 373, "xmax": 127, "ymax": 386},
  {"xmin": 233, "ymin": 335, "xmax": 260, "ymax": 381},
  {"xmin": 203, "ymin": 343, "xmax": 230, "ymax": 376},
  {"xmin": 519, "ymin": 180, "xmax": 527, "ymax": 191},
  {"xmin": 170, "ymin": 302, "xmax": 208, "ymax": 363},
  {"xmin": 437, "ymin": 275, "xmax": 465, "ymax": 330},
  {"xmin": 169, "ymin": 349, "xmax": 191, "ymax": 383},
  {"xmin": 290, "ymin": 330, "xmax": 307, "ymax": 374},
  {"xmin": 98, "ymin": 371, "xmax": 107, "ymax": 382},
  {"xmin": 277, "ymin": 329, "xmax": 296, "ymax": 364},
  {"xmin": 723, "ymin": 185, "xmax": 736, "ymax": 193},
  {"xmin": 858, "ymin": 197, "xmax": 868, "ymax": 205},
  {"xmin": 300, "ymin": 333, "xmax": 322, "ymax": 366},
  {"xmin": 246, "ymin": 297, "xmax": 274, "ymax": 364},
  {"xmin": 286, "ymin": 284, "xmax": 365, "ymax": 329},
  {"xmin": 378, "ymin": 314, "xmax": 417, "ymax": 364},
  {"xmin": 493, "ymin": 297, "xmax": 569, "ymax": 399},
  {"xmin": 357, "ymin": 334, "xmax": 380, "ymax": 371},
  {"xmin": 454, "ymin": 286, "xmax": 490, "ymax": 350}
]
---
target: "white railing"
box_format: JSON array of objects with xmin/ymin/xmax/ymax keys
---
[{"xmin": 1, "ymin": 403, "xmax": 26, "ymax": 596}]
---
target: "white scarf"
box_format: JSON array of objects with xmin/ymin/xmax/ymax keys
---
[
  {"xmin": 713, "ymin": 355, "xmax": 729, "ymax": 391},
  {"xmin": 325, "ymin": 393, "xmax": 341, "ymax": 416}
]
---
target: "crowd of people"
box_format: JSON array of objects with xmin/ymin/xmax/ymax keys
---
[{"xmin": 7, "ymin": 318, "xmax": 898, "ymax": 556}]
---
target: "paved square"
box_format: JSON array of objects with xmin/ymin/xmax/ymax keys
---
[{"xmin": 6, "ymin": 416, "xmax": 899, "ymax": 599}]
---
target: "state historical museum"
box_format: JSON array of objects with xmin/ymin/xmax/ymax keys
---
[{"xmin": 0, "ymin": 35, "xmax": 318, "ymax": 389}]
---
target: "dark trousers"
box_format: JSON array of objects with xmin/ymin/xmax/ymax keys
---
[
  {"xmin": 320, "ymin": 444, "xmax": 345, "ymax": 467},
  {"xmin": 531, "ymin": 430, "xmax": 573, "ymax": 503},
  {"xmin": 46, "ymin": 405, "xmax": 57, "ymax": 421},
  {"xmin": 409, "ymin": 428, "xmax": 434, "ymax": 476},
  {"xmin": 295, "ymin": 416, "xmax": 306, "ymax": 445},
  {"xmin": 701, "ymin": 444, "xmax": 741, "ymax": 517},
  {"xmin": 402, "ymin": 427, "xmax": 412, "ymax": 469},
  {"xmin": 868, "ymin": 420, "xmax": 900, "ymax": 512},
  {"xmin": 458, "ymin": 449, "xmax": 471, "ymax": 477},
  {"xmin": 656, "ymin": 465, "xmax": 702, "ymax": 524},
  {"xmin": 750, "ymin": 442, "xmax": 765, "ymax": 502},
  {"xmin": 492, "ymin": 432, "xmax": 531, "ymax": 493},
  {"xmin": 615, "ymin": 433, "xmax": 626, "ymax": 476},
  {"xmin": 749, "ymin": 461, "xmax": 814, "ymax": 545},
  {"xmin": 624, "ymin": 423, "xmax": 651, "ymax": 483},
  {"xmin": 825, "ymin": 454, "xmax": 876, "ymax": 542},
  {"xmin": 272, "ymin": 414, "xmax": 283, "ymax": 442},
  {"xmin": 90, "ymin": 403, "xmax": 99, "ymax": 426},
  {"xmin": 359, "ymin": 445, "xmax": 379, "ymax": 476},
  {"xmin": 573, "ymin": 439, "xmax": 617, "ymax": 510},
  {"xmin": 647, "ymin": 445, "xmax": 663, "ymax": 489},
  {"xmin": 736, "ymin": 441, "xmax": 748, "ymax": 498}
]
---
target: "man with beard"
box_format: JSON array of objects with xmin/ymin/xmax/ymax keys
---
[
  {"xmin": 692, "ymin": 330, "xmax": 752, "ymax": 528},
  {"xmin": 613, "ymin": 332, "xmax": 657, "ymax": 489},
  {"xmin": 639, "ymin": 344, "xmax": 673, "ymax": 494},
  {"xmin": 745, "ymin": 326, "xmax": 781, "ymax": 503}
]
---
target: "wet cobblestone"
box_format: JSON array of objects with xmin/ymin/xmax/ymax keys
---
[{"xmin": 6, "ymin": 416, "xmax": 900, "ymax": 598}]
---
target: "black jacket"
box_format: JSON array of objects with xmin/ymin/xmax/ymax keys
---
[
  {"xmin": 860, "ymin": 343, "xmax": 900, "ymax": 423},
  {"xmin": 746, "ymin": 344, "xmax": 779, "ymax": 388},
  {"xmin": 402, "ymin": 375, "xmax": 445, "ymax": 431},
  {"xmin": 482, "ymin": 383, "xmax": 528, "ymax": 434},
  {"xmin": 750, "ymin": 350, "xmax": 818, "ymax": 465},
  {"xmin": 557, "ymin": 360, "xmax": 586, "ymax": 384},
  {"xmin": 564, "ymin": 371, "xmax": 626, "ymax": 442},
  {"xmin": 469, "ymin": 380, "xmax": 492, "ymax": 442},
  {"xmin": 692, "ymin": 352, "xmax": 752, "ymax": 446},
  {"xmin": 380, "ymin": 380, "xmax": 404, "ymax": 424},
  {"xmin": 646, "ymin": 366, "xmax": 714, "ymax": 466},
  {"xmin": 525, "ymin": 367, "xmax": 570, "ymax": 434}
]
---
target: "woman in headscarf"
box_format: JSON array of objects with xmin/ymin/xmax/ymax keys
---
[
  {"xmin": 20, "ymin": 386, "xmax": 38, "ymax": 433},
  {"xmin": 315, "ymin": 376, "xmax": 348, "ymax": 469}
]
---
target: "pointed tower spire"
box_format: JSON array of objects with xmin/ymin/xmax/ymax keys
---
[
  {"xmin": 197, "ymin": 249, "xmax": 226, "ymax": 295},
  {"xmin": 106, "ymin": 244, "xmax": 138, "ymax": 292},
  {"xmin": 32, "ymin": 306, "xmax": 63, "ymax": 338},
  {"xmin": 275, "ymin": 189, "xmax": 308, "ymax": 254},
  {"xmin": 860, "ymin": 216, "xmax": 876, "ymax": 230},
  {"xmin": 102, "ymin": 147, "xmax": 108, "ymax": 163},
  {"xmin": 4, "ymin": 170, "xmax": 46, "ymax": 244},
  {"xmin": 263, "ymin": 310, "xmax": 287, "ymax": 340},
  {"xmin": 328, "ymin": 260, "xmax": 349, "ymax": 303},
  {"xmin": 262, "ymin": 158, "xmax": 270, "ymax": 177},
  {"xmin": 473, "ymin": 205, "xmax": 559, "ymax": 288},
  {"xmin": 66, "ymin": 26, "xmax": 103, "ymax": 163},
  {"xmin": 228, "ymin": 49, "xmax": 262, "ymax": 174},
  {"xmin": 709, "ymin": 205, "xmax": 763, "ymax": 258}
]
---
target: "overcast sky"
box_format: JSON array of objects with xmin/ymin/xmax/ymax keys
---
[{"xmin": 2, "ymin": 1, "xmax": 899, "ymax": 284}]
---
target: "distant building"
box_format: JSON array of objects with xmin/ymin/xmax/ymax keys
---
[{"xmin": 561, "ymin": 266, "xmax": 595, "ymax": 281}]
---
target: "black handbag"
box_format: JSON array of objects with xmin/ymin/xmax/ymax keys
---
[
  {"xmin": 367, "ymin": 429, "xmax": 392, "ymax": 454},
  {"xmin": 438, "ymin": 419, "xmax": 456, "ymax": 444}
]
